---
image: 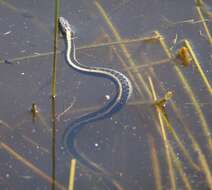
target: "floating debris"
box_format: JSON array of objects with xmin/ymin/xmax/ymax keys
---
[
  {"xmin": 3, "ymin": 31, "xmax": 12, "ymax": 36},
  {"xmin": 154, "ymin": 91, "xmax": 173, "ymax": 108},
  {"xmin": 20, "ymin": 175, "xmax": 33, "ymax": 180},
  {"xmin": 31, "ymin": 103, "xmax": 39, "ymax": 120},
  {"xmin": 105, "ymin": 94, "xmax": 110, "ymax": 100},
  {"xmin": 176, "ymin": 47, "xmax": 192, "ymax": 67}
]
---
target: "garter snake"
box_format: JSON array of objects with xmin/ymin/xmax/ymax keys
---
[{"xmin": 59, "ymin": 16, "xmax": 132, "ymax": 189}]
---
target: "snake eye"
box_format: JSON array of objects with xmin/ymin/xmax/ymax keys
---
[{"xmin": 59, "ymin": 16, "xmax": 72, "ymax": 34}]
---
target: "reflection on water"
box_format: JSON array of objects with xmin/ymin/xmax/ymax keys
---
[{"xmin": 0, "ymin": 0, "xmax": 211, "ymax": 189}]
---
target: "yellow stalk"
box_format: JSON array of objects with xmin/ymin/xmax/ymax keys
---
[
  {"xmin": 148, "ymin": 76, "xmax": 176, "ymax": 190},
  {"xmin": 68, "ymin": 159, "xmax": 77, "ymax": 190}
]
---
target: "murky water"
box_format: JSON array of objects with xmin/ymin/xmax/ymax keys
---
[{"xmin": 0, "ymin": 0, "xmax": 211, "ymax": 190}]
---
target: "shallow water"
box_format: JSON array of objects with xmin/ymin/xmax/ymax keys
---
[{"xmin": 0, "ymin": 0, "xmax": 211, "ymax": 189}]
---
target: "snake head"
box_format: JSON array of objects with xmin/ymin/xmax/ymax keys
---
[{"xmin": 59, "ymin": 17, "xmax": 72, "ymax": 35}]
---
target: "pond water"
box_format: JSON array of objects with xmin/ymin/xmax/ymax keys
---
[{"xmin": 0, "ymin": 0, "xmax": 211, "ymax": 190}]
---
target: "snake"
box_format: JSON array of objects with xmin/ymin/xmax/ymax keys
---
[{"xmin": 59, "ymin": 16, "xmax": 133, "ymax": 189}]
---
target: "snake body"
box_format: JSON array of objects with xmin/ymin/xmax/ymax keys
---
[{"xmin": 59, "ymin": 17, "xmax": 132, "ymax": 188}]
